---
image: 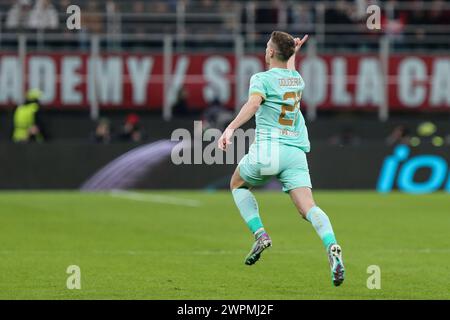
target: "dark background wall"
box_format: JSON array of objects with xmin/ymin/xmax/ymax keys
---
[
  {"xmin": 1, "ymin": 111, "xmax": 449, "ymax": 190},
  {"xmin": 1, "ymin": 141, "xmax": 448, "ymax": 191},
  {"xmin": 1, "ymin": 111, "xmax": 449, "ymax": 142}
]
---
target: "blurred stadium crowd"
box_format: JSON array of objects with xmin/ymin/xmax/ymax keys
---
[{"xmin": 1, "ymin": 0, "xmax": 449, "ymax": 48}]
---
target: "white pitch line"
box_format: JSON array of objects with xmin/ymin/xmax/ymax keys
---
[{"xmin": 109, "ymin": 190, "xmax": 202, "ymax": 207}]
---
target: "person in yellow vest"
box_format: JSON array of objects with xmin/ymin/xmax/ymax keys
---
[{"xmin": 12, "ymin": 89, "xmax": 45, "ymax": 143}]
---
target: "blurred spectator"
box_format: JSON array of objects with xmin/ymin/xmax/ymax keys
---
[
  {"xmin": 407, "ymin": 0, "xmax": 427, "ymax": 26},
  {"xmin": 28, "ymin": 0, "xmax": 59, "ymax": 30},
  {"xmin": 5, "ymin": 0, "xmax": 33, "ymax": 30},
  {"xmin": 105, "ymin": 0, "xmax": 122, "ymax": 49},
  {"xmin": 219, "ymin": 0, "xmax": 237, "ymax": 34},
  {"xmin": 329, "ymin": 127, "xmax": 361, "ymax": 146},
  {"xmin": 422, "ymin": 0, "xmax": 449, "ymax": 26},
  {"xmin": 118, "ymin": 114, "xmax": 142, "ymax": 142},
  {"xmin": 79, "ymin": 1, "xmax": 103, "ymax": 49},
  {"xmin": 288, "ymin": 3, "xmax": 314, "ymax": 34},
  {"xmin": 202, "ymin": 97, "xmax": 233, "ymax": 131},
  {"xmin": 12, "ymin": 89, "xmax": 45, "ymax": 143},
  {"xmin": 445, "ymin": 134, "xmax": 450, "ymax": 147},
  {"xmin": 195, "ymin": 0, "xmax": 216, "ymax": 13},
  {"xmin": 172, "ymin": 88, "xmax": 190, "ymax": 117},
  {"xmin": 57, "ymin": 0, "xmax": 72, "ymax": 37},
  {"xmin": 92, "ymin": 118, "xmax": 111, "ymax": 144},
  {"xmin": 425, "ymin": 0, "xmax": 450, "ymax": 49},
  {"xmin": 324, "ymin": 0, "xmax": 359, "ymax": 47},
  {"xmin": 255, "ymin": 0, "xmax": 279, "ymax": 32},
  {"xmin": 133, "ymin": 0, "xmax": 146, "ymax": 12},
  {"xmin": 391, "ymin": 121, "xmax": 446, "ymax": 147},
  {"xmin": 59, "ymin": 0, "xmax": 70, "ymax": 9},
  {"xmin": 405, "ymin": 0, "xmax": 427, "ymax": 47},
  {"xmin": 417, "ymin": 121, "xmax": 437, "ymax": 138},
  {"xmin": 386, "ymin": 125, "xmax": 411, "ymax": 146},
  {"xmin": 414, "ymin": 121, "xmax": 444, "ymax": 147},
  {"xmin": 154, "ymin": 1, "xmax": 169, "ymax": 14},
  {"xmin": 82, "ymin": 1, "xmax": 103, "ymax": 34},
  {"xmin": 106, "ymin": 0, "xmax": 121, "ymax": 34},
  {"xmin": 126, "ymin": 1, "xmax": 147, "ymax": 39},
  {"xmin": 325, "ymin": 0, "xmax": 354, "ymax": 26},
  {"xmin": 166, "ymin": 0, "xmax": 179, "ymax": 12},
  {"xmin": 353, "ymin": 0, "xmax": 371, "ymax": 22}
]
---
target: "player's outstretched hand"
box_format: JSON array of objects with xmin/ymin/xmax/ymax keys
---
[
  {"xmin": 293, "ymin": 35, "xmax": 308, "ymax": 54},
  {"xmin": 218, "ymin": 127, "xmax": 235, "ymax": 151}
]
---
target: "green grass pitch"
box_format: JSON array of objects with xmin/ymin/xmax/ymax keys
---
[{"xmin": 0, "ymin": 191, "xmax": 449, "ymax": 300}]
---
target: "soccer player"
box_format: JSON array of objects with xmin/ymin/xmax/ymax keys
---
[{"xmin": 218, "ymin": 31, "xmax": 345, "ymax": 286}]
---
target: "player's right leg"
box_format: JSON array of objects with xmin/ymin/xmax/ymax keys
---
[
  {"xmin": 277, "ymin": 146, "xmax": 344, "ymax": 286},
  {"xmin": 230, "ymin": 167, "xmax": 272, "ymax": 266},
  {"xmin": 288, "ymin": 187, "xmax": 345, "ymax": 286}
]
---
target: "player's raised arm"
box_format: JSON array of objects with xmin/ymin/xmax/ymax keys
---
[
  {"xmin": 218, "ymin": 94, "xmax": 263, "ymax": 151},
  {"xmin": 287, "ymin": 34, "xmax": 308, "ymax": 71}
]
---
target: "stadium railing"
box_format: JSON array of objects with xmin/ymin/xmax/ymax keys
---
[{"xmin": 1, "ymin": 0, "xmax": 450, "ymax": 50}]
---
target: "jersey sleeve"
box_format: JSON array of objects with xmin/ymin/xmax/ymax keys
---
[{"xmin": 248, "ymin": 74, "xmax": 266, "ymax": 100}]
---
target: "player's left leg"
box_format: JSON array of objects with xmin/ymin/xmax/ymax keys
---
[
  {"xmin": 289, "ymin": 187, "xmax": 345, "ymax": 286},
  {"xmin": 230, "ymin": 167, "xmax": 272, "ymax": 265}
]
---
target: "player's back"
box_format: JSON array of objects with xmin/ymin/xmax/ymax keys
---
[{"xmin": 249, "ymin": 67, "xmax": 310, "ymax": 152}]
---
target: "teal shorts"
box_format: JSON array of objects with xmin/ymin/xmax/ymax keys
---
[{"xmin": 238, "ymin": 143, "xmax": 312, "ymax": 193}]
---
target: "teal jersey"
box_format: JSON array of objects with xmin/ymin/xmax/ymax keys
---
[{"xmin": 248, "ymin": 67, "xmax": 310, "ymax": 152}]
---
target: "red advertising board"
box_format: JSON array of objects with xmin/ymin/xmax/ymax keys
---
[{"xmin": 0, "ymin": 53, "xmax": 449, "ymax": 110}]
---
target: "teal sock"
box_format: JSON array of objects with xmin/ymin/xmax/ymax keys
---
[
  {"xmin": 232, "ymin": 188, "xmax": 264, "ymax": 234},
  {"xmin": 306, "ymin": 206, "xmax": 337, "ymax": 250}
]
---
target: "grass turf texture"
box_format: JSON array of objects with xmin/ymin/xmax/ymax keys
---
[{"xmin": 0, "ymin": 191, "xmax": 449, "ymax": 300}]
